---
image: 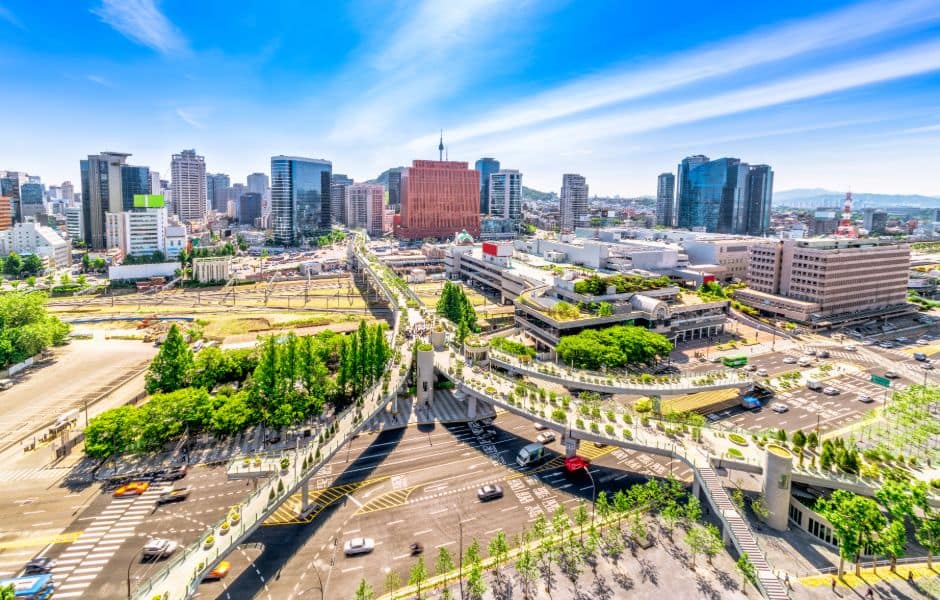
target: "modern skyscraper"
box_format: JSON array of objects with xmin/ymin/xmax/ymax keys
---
[
  {"xmin": 61, "ymin": 181, "xmax": 74, "ymax": 203},
  {"xmin": 345, "ymin": 183, "xmax": 385, "ymax": 236},
  {"xmin": 19, "ymin": 182, "xmax": 45, "ymax": 221},
  {"xmin": 238, "ymin": 192, "xmax": 262, "ymax": 224},
  {"xmin": 475, "ymin": 158, "xmax": 500, "ymax": 214},
  {"xmin": 270, "ymin": 156, "xmax": 332, "ymax": 246},
  {"xmin": 1, "ymin": 172, "xmax": 24, "ymax": 223},
  {"xmin": 331, "ymin": 174, "xmax": 353, "ymax": 225},
  {"xmin": 560, "ymin": 174, "xmax": 589, "ymax": 232},
  {"xmin": 863, "ymin": 208, "xmax": 888, "ymax": 235},
  {"xmin": 65, "ymin": 206, "xmax": 82, "ymax": 241},
  {"xmin": 656, "ymin": 173, "xmax": 676, "ymax": 227},
  {"xmin": 387, "ymin": 169, "xmax": 402, "ymax": 213},
  {"xmin": 120, "ymin": 166, "xmax": 151, "ymax": 211},
  {"xmin": 247, "ymin": 172, "xmax": 270, "ymax": 220},
  {"xmin": 488, "ymin": 170, "xmax": 522, "ymax": 221},
  {"xmin": 80, "ymin": 151, "xmax": 132, "ymax": 249},
  {"xmin": 170, "ymin": 149, "xmax": 207, "ymax": 223},
  {"xmin": 149, "ymin": 172, "xmax": 161, "ymax": 195},
  {"xmin": 207, "ymin": 173, "xmax": 231, "ymax": 213},
  {"xmin": 398, "ymin": 160, "xmax": 480, "ymax": 240},
  {"xmin": 676, "ymin": 156, "xmax": 752, "ymax": 234},
  {"xmin": 745, "ymin": 165, "xmax": 773, "ymax": 236}
]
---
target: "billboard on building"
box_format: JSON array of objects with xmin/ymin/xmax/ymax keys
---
[{"xmin": 133, "ymin": 194, "xmax": 165, "ymax": 208}]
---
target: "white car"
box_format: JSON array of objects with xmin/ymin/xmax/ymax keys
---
[
  {"xmin": 782, "ymin": 356, "xmax": 797, "ymax": 364},
  {"xmin": 885, "ymin": 371, "xmax": 900, "ymax": 379},
  {"xmin": 533, "ymin": 422, "xmax": 547, "ymax": 431},
  {"xmin": 771, "ymin": 403, "xmax": 789, "ymax": 413},
  {"xmin": 917, "ymin": 339, "xmax": 930, "ymax": 345},
  {"xmin": 744, "ymin": 364, "xmax": 756, "ymax": 372},
  {"xmin": 142, "ymin": 538, "xmax": 179, "ymax": 559},
  {"xmin": 804, "ymin": 349, "xmax": 816, "ymax": 356},
  {"xmin": 844, "ymin": 345, "xmax": 857, "ymax": 352},
  {"xmin": 756, "ymin": 368, "xmax": 768, "ymax": 377},
  {"xmin": 858, "ymin": 394, "xmax": 874, "ymax": 403},
  {"xmin": 536, "ymin": 431, "xmax": 556, "ymax": 444},
  {"xmin": 344, "ymin": 537, "xmax": 375, "ymax": 556},
  {"xmin": 823, "ymin": 387, "xmax": 840, "ymax": 396}
]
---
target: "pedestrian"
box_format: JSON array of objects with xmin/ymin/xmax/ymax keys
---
[
  {"xmin": 831, "ymin": 577, "xmax": 837, "ymax": 592},
  {"xmin": 784, "ymin": 573, "xmax": 790, "ymax": 589},
  {"xmin": 865, "ymin": 587, "xmax": 873, "ymax": 599},
  {"xmin": 907, "ymin": 570, "xmax": 914, "ymax": 584}
]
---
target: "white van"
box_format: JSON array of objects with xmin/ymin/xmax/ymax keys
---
[
  {"xmin": 807, "ymin": 380, "xmax": 823, "ymax": 391},
  {"xmin": 0, "ymin": 379, "xmax": 13, "ymax": 391}
]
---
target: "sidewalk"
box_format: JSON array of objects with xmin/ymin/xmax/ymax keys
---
[{"xmin": 363, "ymin": 389, "xmax": 494, "ymax": 432}]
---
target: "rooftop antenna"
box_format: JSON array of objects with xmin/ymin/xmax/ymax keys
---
[{"xmin": 438, "ymin": 130, "xmax": 444, "ymax": 161}]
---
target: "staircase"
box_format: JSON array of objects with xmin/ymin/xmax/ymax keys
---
[{"xmin": 697, "ymin": 466, "xmax": 789, "ymax": 600}]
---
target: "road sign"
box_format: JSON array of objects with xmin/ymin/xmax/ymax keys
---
[{"xmin": 871, "ymin": 375, "xmax": 891, "ymax": 388}]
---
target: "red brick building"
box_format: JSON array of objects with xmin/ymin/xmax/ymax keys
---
[
  {"xmin": 0, "ymin": 196, "xmax": 11, "ymax": 231},
  {"xmin": 397, "ymin": 160, "xmax": 480, "ymax": 240}
]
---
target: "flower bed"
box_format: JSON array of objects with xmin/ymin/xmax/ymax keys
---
[
  {"xmin": 726, "ymin": 448, "xmax": 744, "ymax": 459},
  {"xmin": 728, "ymin": 433, "xmax": 749, "ymax": 447}
]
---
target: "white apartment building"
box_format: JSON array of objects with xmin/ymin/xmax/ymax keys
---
[
  {"xmin": 165, "ymin": 225, "xmax": 186, "ymax": 259},
  {"xmin": 560, "ymin": 173, "xmax": 588, "ymax": 232},
  {"xmin": 0, "ymin": 221, "xmax": 70, "ymax": 268},
  {"xmin": 345, "ymin": 183, "xmax": 385, "ymax": 236},
  {"xmin": 65, "ymin": 207, "xmax": 82, "ymax": 242},
  {"xmin": 170, "ymin": 149, "xmax": 207, "ymax": 223}
]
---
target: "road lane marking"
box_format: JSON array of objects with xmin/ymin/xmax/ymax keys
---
[
  {"xmin": 386, "ymin": 520, "xmax": 404, "ymax": 526},
  {"xmin": 501, "ymin": 505, "xmax": 520, "ymax": 512},
  {"xmin": 435, "ymin": 541, "xmax": 457, "ymax": 548},
  {"xmin": 413, "ymin": 529, "xmax": 432, "ymax": 536},
  {"xmin": 0, "ymin": 531, "xmax": 83, "ymax": 549}
]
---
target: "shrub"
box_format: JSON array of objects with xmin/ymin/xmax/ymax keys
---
[
  {"xmin": 727, "ymin": 448, "xmax": 744, "ymax": 458},
  {"xmin": 622, "ymin": 413, "xmax": 632, "ymax": 424},
  {"xmin": 635, "ymin": 398, "xmax": 652, "ymax": 413},
  {"xmin": 576, "ymin": 418, "xmax": 585, "ymax": 430},
  {"xmin": 551, "ymin": 409, "xmax": 566, "ymax": 423},
  {"xmin": 280, "ymin": 457, "xmax": 290, "ymax": 470},
  {"xmin": 605, "ymin": 424, "xmax": 615, "ymax": 435},
  {"xmin": 728, "ymin": 433, "xmax": 749, "ymax": 447},
  {"xmin": 622, "ymin": 429, "xmax": 632, "ymax": 440}
]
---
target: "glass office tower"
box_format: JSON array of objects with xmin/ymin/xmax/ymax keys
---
[
  {"xmin": 475, "ymin": 157, "xmax": 500, "ymax": 214},
  {"xmin": 271, "ymin": 156, "xmax": 332, "ymax": 246}
]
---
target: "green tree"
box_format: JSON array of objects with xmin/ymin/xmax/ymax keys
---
[
  {"xmin": 660, "ymin": 502, "xmax": 681, "ymax": 540},
  {"xmin": 465, "ymin": 538, "xmax": 481, "ymax": 567},
  {"xmin": 26, "ymin": 275, "xmax": 36, "ymax": 287},
  {"xmin": 60, "ymin": 273, "xmax": 70, "ymax": 285},
  {"xmin": 515, "ymin": 545, "xmax": 539, "ymax": 600},
  {"xmin": 817, "ymin": 490, "xmax": 887, "ymax": 577},
  {"xmin": 879, "ymin": 519, "xmax": 907, "ymax": 573},
  {"xmin": 807, "ymin": 431, "xmax": 819, "ymax": 449},
  {"xmin": 408, "ymin": 555, "xmax": 429, "ymax": 599},
  {"xmin": 84, "ymin": 405, "xmax": 140, "ymax": 458},
  {"xmin": 0, "ymin": 583, "xmax": 14, "ymax": 600},
  {"xmin": 145, "ymin": 324, "xmax": 194, "ymax": 394},
  {"xmin": 3, "ymin": 252, "xmax": 22, "ymax": 276},
  {"xmin": 916, "ymin": 509, "xmax": 940, "ymax": 569},
  {"xmin": 597, "ymin": 301, "xmax": 613, "ymax": 316},
  {"xmin": 81, "ymin": 252, "xmax": 91, "ymax": 271},
  {"xmin": 791, "ymin": 430, "xmax": 806, "ymax": 448},
  {"xmin": 736, "ymin": 552, "xmax": 757, "ymax": 590},
  {"xmin": 466, "ymin": 563, "xmax": 486, "ymax": 600},
  {"xmin": 22, "ymin": 253, "xmax": 43, "ymax": 275},
  {"xmin": 487, "ymin": 530, "xmax": 509, "ymax": 579},
  {"xmin": 595, "ymin": 490, "xmax": 611, "ymax": 521},
  {"xmin": 573, "ymin": 500, "xmax": 590, "ymax": 541},
  {"xmin": 684, "ymin": 524, "xmax": 713, "ymax": 570},
  {"xmin": 354, "ymin": 578, "xmax": 374, "ymax": 600},
  {"xmin": 556, "ymin": 324, "xmax": 672, "ymax": 369},
  {"xmin": 384, "ymin": 571, "xmax": 401, "ymax": 597}
]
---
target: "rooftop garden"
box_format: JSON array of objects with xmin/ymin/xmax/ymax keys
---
[
  {"xmin": 557, "ymin": 324, "xmax": 672, "ymax": 370},
  {"xmin": 573, "ymin": 273, "xmax": 672, "ymax": 296}
]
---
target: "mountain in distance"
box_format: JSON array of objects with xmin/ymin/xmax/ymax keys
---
[
  {"xmin": 523, "ymin": 186, "xmax": 557, "ymax": 202},
  {"xmin": 775, "ymin": 188, "xmax": 940, "ymax": 209},
  {"xmin": 366, "ymin": 167, "xmax": 406, "ymax": 187}
]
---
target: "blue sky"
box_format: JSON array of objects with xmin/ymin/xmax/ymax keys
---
[{"xmin": 2, "ymin": 0, "xmax": 940, "ymax": 196}]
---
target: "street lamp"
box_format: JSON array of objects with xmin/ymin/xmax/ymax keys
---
[
  {"xmin": 585, "ymin": 467, "xmax": 597, "ymax": 530},
  {"xmin": 126, "ymin": 546, "xmax": 147, "ymax": 599}
]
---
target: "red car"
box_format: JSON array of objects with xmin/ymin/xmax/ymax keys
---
[{"xmin": 564, "ymin": 455, "xmax": 590, "ymax": 473}]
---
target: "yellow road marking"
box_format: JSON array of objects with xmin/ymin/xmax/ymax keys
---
[
  {"xmin": 263, "ymin": 476, "xmax": 388, "ymax": 526},
  {"xmin": 0, "ymin": 531, "xmax": 83, "ymax": 549},
  {"xmin": 354, "ymin": 486, "xmax": 418, "ymax": 515}
]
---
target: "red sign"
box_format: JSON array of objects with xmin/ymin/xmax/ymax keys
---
[
  {"xmin": 702, "ymin": 274, "xmax": 716, "ymax": 284},
  {"xmin": 482, "ymin": 242, "xmax": 498, "ymax": 256}
]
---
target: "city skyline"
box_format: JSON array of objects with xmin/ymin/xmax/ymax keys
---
[{"xmin": 1, "ymin": 0, "xmax": 940, "ymax": 196}]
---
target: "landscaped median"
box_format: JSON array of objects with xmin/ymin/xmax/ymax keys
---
[{"xmin": 376, "ymin": 504, "xmax": 650, "ymax": 600}]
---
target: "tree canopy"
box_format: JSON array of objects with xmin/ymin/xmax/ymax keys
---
[
  {"xmin": 574, "ymin": 273, "xmax": 672, "ymax": 296},
  {"xmin": 145, "ymin": 324, "xmax": 194, "ymax": 394},
  {"xmin": 556, "ymin": 324, "xmax": 673, "ymax": 369},
  {"xmin": 436, "ymin": 281, "xmax": 477, "ymax": 331},
  {"xmin": 0, "ymin": 291, "xmax": 70, "ymax": 369}
]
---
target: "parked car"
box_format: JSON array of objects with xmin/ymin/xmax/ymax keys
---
[
  {"xmin": 858, "ymin": 394, "xmax": 874, "ymax": 403},
  {"xmin": 536, "ymin": 431, "xmax": 556, "ymax": 444},
  {"xmin": 533, "ymin": 422, "xmax": 547, "ymax": 431},
  {"xmin": 204, "ymin": 561, "xmax": 230, "ymax": 581},
  {"xmin": 113, "ymin": 481, "xmax": 150, "ymax": 497},
  {"xmin": 23, "ymin": 557, "xmax": 55, "ymax": 575},
  {"xmin": 142, "ymin": 538, "xmax": 179, "ymax": 559},
  {"xmin": 343, "ymin": 537, "xmax": 376, "ymax": 556},
  {"xmin": 771, "ymin": 403, "xmax": 789, "ymax": 413},
  {"xmin": 896, "ymin": 336, "xmax": 909, "ymax": 343},
  {"xmin": 798, "ymin": 358, "xmax": 813, "ymax": 368},
  {"xmin": 156, "ymin": 487, "xmax": 191, "ymax": 505},
  {"xmin": 477, "ymin": 484, "xmax": 504, "ymax": 502},
  {"xmin": 823, "ymin": 387, "xmax": 840, "ymax": 396}
]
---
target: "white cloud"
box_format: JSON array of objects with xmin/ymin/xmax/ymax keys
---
[
  {"xmin": 475, "ymin": 39, "xmax": 940, "ymax": 155},
  {"xmin": 903, "ymin": 123, "xmax": 940, "ymax": 134},
  {"xmin": 175, "ymin": 108, "xmax": 206, "ymax": 130},
  {"xmin": 86, "ymin": 74, "xmax": 114, "ymax": 87},
  {"xmin": 410, "ymin": 0, "xmax": 940, "ymax": 149},
  {"xmin": 92, "ymin": 0, "xmax": 187, "ymax": 55},
  {"xmin": 0, "ymin": 4, "xmax": 24, "ymax": 29}
]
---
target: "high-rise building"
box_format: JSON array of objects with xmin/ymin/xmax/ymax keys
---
[
  {"xmin": 811, "ymin": 208, "xmax": 839, "ymax": 236},
  {"xmin": 170, "ymin": 149, "xmax": 207, "ymax": 223},
  {"xmin": 0, "ymin": 196, "xmax": 11, "ymax": 231},
  {"xmin": 863, "ymin": 208, "xmax": 888, "ymax": 235},
  {"xmin": 331, "ymin": 174, "xmax": 353, "ymax": 225},
  {"xmin": 475, "ymin": 158, "xmax": 500, "ymax": 214},
  {"xmin": 80, "ymin": 151, "xmax": 132, "ymax": 250},
  {"xmin": 398, "ymin": 160, "xmax": 480, "ymax": 240},
  {"xmin": 120, "ymin": 166, "xmax": 151, "ymax": 211},
  {"xmin": 345, "ymin": 183, "xmax": 384, "ymax": 236},
  {"xmin": 745, "ymin": 165, "xmax": 773, "ymax": 236},
  {"xmin": 247, "ymin": 172, "xmax": 270, "ymax": 221},
  {"xmin": 207, "ymin": 173, "xmax": 231, "ymax": 213},
  {"xmin": 560, "ymin": 174, "xmax": 589, "ymax": 232},
  {"xmin": 61, "ymin": 181, "xmax": 74, "ymax": 203},
  {"xmin": 19, "ymin": 182, "xmax": 45, "ymax": 221},
  {"xmin": 238, "ymin": 192, "xmax": 262, "ymax": 224},
  {"xmin": 676, "ymin": 156, "xmax": 746, "ymax": 233},
  {"xmin": 149, "ymin": 172, "xmax": 161, "ymax": 195},
  {"xmin": 656, "ymin": 173, "xmax": 675, "ymax": 227},
  {"xmin": 738, "ymin": 238, "xmax": 910, "ymax": 325},
  {"xmin": 488, "ymin": 170, "xmax": 522, "ymax": 221},
  {"xmin": 387, "ymin": 169, "xmax": 402, "ymax": 213},
  {"xmin": 270, "ymin": 156, "xmax": 332, "ymax": 246},
  {"xmin": 1, "ymin": 172, "xmax": 24, "ymax": 223},
  {"xmin": 65, "ymin": 207, "xmax": 82, "ymax": 241}
]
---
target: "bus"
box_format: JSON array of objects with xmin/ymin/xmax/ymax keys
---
[
  {"xmin": 721, "ymin": 354, "xmax": 748, "ymax": 368},
  {"xmin": 0, "ymin": 575, "xmax": 55, "ymax": 599}
]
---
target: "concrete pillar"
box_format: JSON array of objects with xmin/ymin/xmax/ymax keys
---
[
  {"xmin": 430, "ymin": 329, "xmax": 445, "ymax": 350},
  {"xmin": 761, "ymin": 444, "xmax": 794, "ymax": 531},
  {"xmin": 692, "ymin": 476, "xmax": 700, "ymax": 499},
  {"xmin": 467, "ymin": 394, "xmax": 478, "ymax": 420},
  {"xmin": 301, "ymin": 478, "xmax": 309, "ymax": 511},
  {"xmin": 416, "ymin": 346, "xmax": 435, "ymax": 409},
  {"xmin": 721, "ymin": 523, "xmax": 730, "ymax": 545},
  {"xmin": 563, "ymin": 434, "xmax": 579, "ymax": 458}
]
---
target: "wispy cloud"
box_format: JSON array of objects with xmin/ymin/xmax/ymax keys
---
[
  {"xmin": 92, "ymin": 0, "xmax": 187, "ymax": 55},
  {"xmin": 86, "ymin": 74, "xmax": 114, "ymax": 88},
  {"xmin": 903, "ymin": 123, "xmax": 940, "ymax": 134},
  {"xmin": 329, "ymin": 0, "xmax": 534, "ymax": 142},
  {"xmin": 175, "ymin": 108, "xmax": 206, "ymax": 129},
  {"xmin": 449, "ymin": 38, "xmax": 940, "ymax": 156},
  {"xmin": 411, "ymin": 0, "xmax": 940, "ymax": 149},
  {"xmin": 0, "ymin": 4, "xmax": 24, "ymax": 29}
]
